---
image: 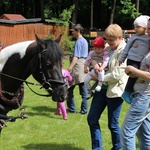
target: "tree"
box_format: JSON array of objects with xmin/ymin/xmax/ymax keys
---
[
  {"xmin": 0, "ymin": 0, "xmax": 149, "ymax": 30},
  {"xmin": 109, "ymin": 0, "xmax": 116, "ymax": 24},
  {"xmin": 72, "ymin": 0, "xmax": 78, "ymax": 24}
]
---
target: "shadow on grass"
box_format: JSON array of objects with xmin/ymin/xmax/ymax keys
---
[
  {"xmin": 22, "ymin": 143, "xmax": 85, "ymax": 150},
  {"xmin": 23, "ymin": 105, "xmax": 56, "ymax": 117},
  {"xmin": 31, "ymin": 106, "xmax": 55, "ymax": 112}
]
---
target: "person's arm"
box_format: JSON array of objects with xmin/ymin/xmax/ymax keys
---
[
  {"xmin": 91, "ymin": 60, "xmax": 100, "ymax": 73},
  {"xmin": 84, "ymin": 51, "xmax": 94, "ymax": 73},
  {"xmin": 118, "ymin": 36, "xmax": 135, "ymax": 64},
  {"xmin": 125, "ymin": 65, "xmax": 150, "ymax": 81},
  {"xmin": 99, "ymin": 49, "xmax": 110, "ymax": 71},
  {"xmin": 68, "ymin": 56, "xmax": 78, "ymax": 72}
]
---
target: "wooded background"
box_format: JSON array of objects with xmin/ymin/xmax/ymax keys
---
[{"xmin": 0, "ymin": 0, "xmax": 150, "ymax": 30}]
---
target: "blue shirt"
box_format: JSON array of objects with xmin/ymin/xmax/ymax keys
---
[{"xmin": 73, "ymin": 37, "xmax": 88, "ymax": 58}]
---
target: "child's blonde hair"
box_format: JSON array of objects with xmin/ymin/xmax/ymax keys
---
[{"xmin": 104, "ymin": 24, "xmax": 123, "ymax": 39}]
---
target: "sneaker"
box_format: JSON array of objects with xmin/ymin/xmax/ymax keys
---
[
  {"xmin": 121, "ymin": 91, "xmax": 132, "ymax": 104},
  {"xmin": 79, "ymin": 111, "xmax": 87, "ymax": 115},
  {"xmin": 95, "ymin": 85, "xmax": 101, "ymax": 92},
  {"xmin": 67, "ymin": 110, "xmax": 76, "ymax": 113},
  {"xmin": 55, "ymin": 111, "xmax": 62, "ymax": 115}
]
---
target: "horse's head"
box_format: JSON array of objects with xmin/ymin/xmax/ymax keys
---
[{"xmin": 33, "ymin": 34, "xmax": 68, "ymax": 102}]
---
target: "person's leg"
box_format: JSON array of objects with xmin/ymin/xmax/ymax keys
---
[
  {"xmin": 95, "ymin": 70, "xmax": 104, "ymax": 92},
  {"xmin": 125, "ymin": 59, "xmax": 140, "ymax": 92},
  {"xmin": 59, "ymin": 102, "xmax": 68, "ymax": 120},
  {"xmin": 121, "ymin": 94, "xmax": 150, "ymax": 150},
  {"xmin": 136, "ymin": 114, "xmax": 150, "ymax": 150},
  {"xmin": 67, "ymin": 85, "xmax": 76, "ymax": 113},
  {"xmin": 79, "ymin": 82, "xmax": 88, "ymax": 114},
  {"xmin": 107, "ymin": 97, "xmax": 123, "ymax": 150},
  {"xmin": 84, "ymin": 71, "xmax": 93, "ymax": 98},
  {"xmin": 84, "ymin": 71, "xmax": 92, "ymax": 91},
  {"xmin": 122, "ymin": 59, "xmax": 140, "ymax": 104},
  {"xmin": 55, "ymin": 102, "xmax": 62, "ymax": 115},
  {"xmin": 125, "ymin": 77, "xmax": 137, "ymax": 92},
  {"xmin": 87, "ymin": 90, "xmax": 107, "ymax": 150}
]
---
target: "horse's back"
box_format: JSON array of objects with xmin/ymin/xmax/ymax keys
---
[{"xmin": 0, "ymin": 41, "xmax": 34, "ymax": 72}]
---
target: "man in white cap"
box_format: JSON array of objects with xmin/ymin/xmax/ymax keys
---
[{"xmin": 118, "ymin": 15, "xmax": 150, "ymax": 104}]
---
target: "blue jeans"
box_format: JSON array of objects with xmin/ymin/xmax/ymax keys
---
[
  {"xmin": 67, "ymin": 82, "xmax": 88, "ymax": 113},
  {"xmin": 87, "ymin": 89, "xmax": 123, "ymax": 150},
  {"xmin": 121, "ymin": 94, "xmax": 150, "ymax": 150}
]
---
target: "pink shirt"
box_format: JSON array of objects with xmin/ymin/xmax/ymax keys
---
[{"xmin": 84, "ymin": 50, "xmax": 110, "ymax": 67}]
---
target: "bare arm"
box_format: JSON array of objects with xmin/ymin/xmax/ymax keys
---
[
  {"xmin": 68, "ymin": 56, "xmax": 78, "ymax": 72},
  {"xmin": 125, "ymin": 65, "xmax": 150, "ymax": 81},
  {"xmin": 91, "ymin": 60, "xmax": 100, "ymax": 73}
]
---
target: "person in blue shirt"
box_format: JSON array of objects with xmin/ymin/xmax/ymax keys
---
[{"xmin": 67, "ymin": 24, "xmax": 88, "ymax": 114}]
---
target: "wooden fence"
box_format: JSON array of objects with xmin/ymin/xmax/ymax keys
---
[{"xmin": 0, "ymin": 19, "xmax": 67, "ymax": 47}]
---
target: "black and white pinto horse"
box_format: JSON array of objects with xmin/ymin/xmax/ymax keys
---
[{"xmin": 0, "ymin": 35, "xmax": 67, "ymax": 131}]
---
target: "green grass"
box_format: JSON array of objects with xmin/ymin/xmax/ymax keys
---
[{"xmin": 0, "ymin": 59, "xmax": 139, "ymax": 150}]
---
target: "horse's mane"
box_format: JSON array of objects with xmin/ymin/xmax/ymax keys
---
[{"xmin": 44, "ymin": 39, "xmax": 64, "ymax": 62}]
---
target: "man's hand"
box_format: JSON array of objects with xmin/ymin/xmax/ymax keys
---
[{"xmin": 84, "ymin": 66, "xmax": 88, "ymax": 74}]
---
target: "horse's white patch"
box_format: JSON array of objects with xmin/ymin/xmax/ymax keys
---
[{"xmin": 0, "ymin": 41, "xmax": 34, "ymax": 72}]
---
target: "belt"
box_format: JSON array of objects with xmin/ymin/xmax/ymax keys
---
[{"xmin": 79, "ymin": 57, "xmax": 87, "ymax": 59}]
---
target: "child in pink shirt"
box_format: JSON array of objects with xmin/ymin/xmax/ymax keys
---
[
  {"xmin": 55, "ymin": 64, "xmax": 72, "ymax": 120},
  {"xmin": 84, "ymin": 36, "xmax": 110, "ymax": 99}
]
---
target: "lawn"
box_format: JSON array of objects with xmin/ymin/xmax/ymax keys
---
[{"xmin": 0, "ymin": 59, "xmax": 138, "ymax": 150}]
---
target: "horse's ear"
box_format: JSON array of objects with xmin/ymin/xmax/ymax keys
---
[
  {"xmin": 55, "ymin": 34, "xmax": 62, "ymax": 43},
  {"xmin": 35, "ymin": 34, "xmax": 46, "ymax": 49}
]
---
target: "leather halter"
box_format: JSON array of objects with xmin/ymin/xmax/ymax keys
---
[
  {"xmin": 38, "ymin": 49, "xmax": 66, "ymax": 93},
  {"xmin": 0, "ymin": 48, "xmax": 66, "ymax": 101}
]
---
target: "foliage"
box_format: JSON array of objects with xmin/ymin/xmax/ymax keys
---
[
  {"xmin": 51, "ymin": 5, "xmax": 75, "ymax": 52},
  {"xmin": 0, "ymin": 0, "xmax": 150, "ymax": 30},
  {"xmin": 61, "ymin": 33, "xmax": 75, "ymax": 52},
  {"xmin": 52, "ymin": 5, "xmax": 75, "ymax": 27},
  {"xmin": 119, "ymin": 0, "xmax": 140, "ymax": 19}
]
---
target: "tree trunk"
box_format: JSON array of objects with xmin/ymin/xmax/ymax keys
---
[
  {"xmin": 90, "ymin": 0, "xmax": 93, "ymax": 29},
  {"xmin": 32, "ymin": 0, "xmax": 35, "ymax": 18},
  {"xmin": 72, "ymin": 0, "xmax": 79, "ymax": 25},
  {"xmin": 41, "ymin": 0, "xmax": 44, "ymax": 20},
  {"xmin": 136, "ymin": 0, "xmax": 140, "ymax": 16},
  {"xmin": 109, "ymin": 0, "xmax": 116, "ymax": 24},
  {"xmin": 11, "ymin": 0, "xmax": 16, "ymax": 13}
]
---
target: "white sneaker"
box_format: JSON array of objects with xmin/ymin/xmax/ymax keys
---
[{"xmin": 95, "ymin": 85, "xmax": 101, "ymax": 92}]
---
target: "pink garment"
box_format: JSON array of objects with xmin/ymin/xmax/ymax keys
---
[
  {"xmin": 55, "ymin": 69, "xmax": 72, "ymax": 120},
  {"xmin": 62, "ymin": 69, "xmax": 72, "ymax": 83},
  {"xmin": 84, "ymin": 50, "xmax": 110, "ymax": 67}
]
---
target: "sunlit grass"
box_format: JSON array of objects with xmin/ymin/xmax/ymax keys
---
[{"xmin": 0, "ymin": 58, "xmax": 139, "ymax": 150}]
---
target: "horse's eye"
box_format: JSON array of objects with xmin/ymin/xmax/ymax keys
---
[
  {"xmin": 46, "ymin": 63, "xmax": 53, "ymax": 68},
  {"xmin": 46, "ymin": 63, "xmax": 50, "ymax": 66}
]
